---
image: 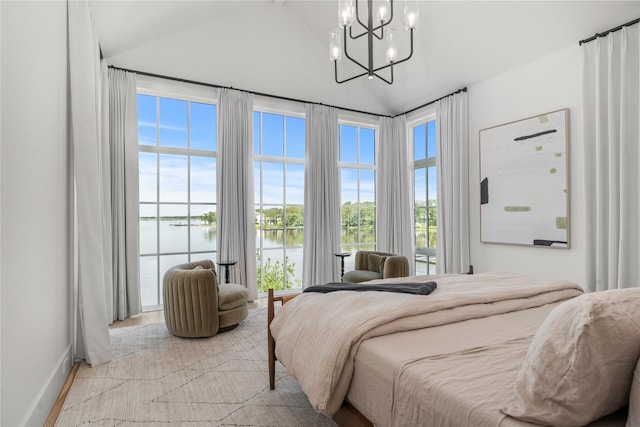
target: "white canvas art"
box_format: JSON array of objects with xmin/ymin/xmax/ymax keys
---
[{"xmin": 480, "ymin": 109, "xmax": 570, "ymax": 247}]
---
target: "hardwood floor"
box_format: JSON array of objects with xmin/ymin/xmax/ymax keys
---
[
  {"xmin": 43, "ymin": 363, "xmax": 81, "ymax": 427},
  {"xmin": 109, "ymin": 297, "xmax": 269, "ymax": 329},
  {"xmin": 110, "ymin": 309, "xmax": 165, "ymax": 329}
]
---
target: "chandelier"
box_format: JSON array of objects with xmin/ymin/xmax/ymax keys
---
[{"xmin": 329, "ymin": 0, "xmax": 419, "ymax": 84}]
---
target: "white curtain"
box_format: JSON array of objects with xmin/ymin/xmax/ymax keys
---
[
  {"xmin": 377, "ymin": 115, "xmax": 414, "ymax": 272},
  {"xmin": 107, "ymin": 67, "xmax": 141, "ymax": 321},
  {"xmin": 435, "ymin": 91, "xmax": 470, "ymax": 274},
  {"xmin": 582, "ymin": 24, "xmax": 640, "ymax": 292},
  {"xmin": 302, "ymin": 104, "xmax": 341, "ymax": 286},
  {"xmin": 68, "ymin": 0, "xmax": 111, "ymax": 366},
  {"xmin": 217, "ymin": 88, "xmax": 257, "ymax": 301}
]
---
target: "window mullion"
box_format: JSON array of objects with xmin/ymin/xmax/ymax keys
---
[{"xmin": 137, "ymin": 90, "xmax": 218, "ymax": 310}]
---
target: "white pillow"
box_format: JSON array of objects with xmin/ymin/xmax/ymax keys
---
[
  {"xmin": 628, "ymin": 358, "xmax": 640, "ymax": 427},
  {"xmin": 503, "ymin": 288, "xmax": 640, "ymax": 426}
]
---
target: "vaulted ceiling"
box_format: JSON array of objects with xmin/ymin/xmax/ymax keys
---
[{"xmin": 91, "ymin": 1, "xmax": 639, "ymax": 116}]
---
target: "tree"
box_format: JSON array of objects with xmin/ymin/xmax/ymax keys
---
[
  {"xmin": 341, "ymin": 205, "xmax": 358, "ymax": 228},
  {"xmin": 285, "ymin": 206, "xmax": 304, "ymax": 227},
  {"xmin": 201, "ymin": 211, "xmax": 216, "ymax": 225},
  {"xmin": 262, "ymin": 207, "xmax": 284, "ymax": 227},
  {"xmin": 257, "ymin": 253, "xmax": 301, "ymax": 291}
]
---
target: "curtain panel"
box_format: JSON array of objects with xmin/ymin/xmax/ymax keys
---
[
  {"xmin": 68, "ymin": 0, "xmax": 112, "ymax": 366},
  {"xmin": 107, "ymin": 67, "xmax": 141, "ymax": 321},
  {"xmin": 302, "ymin": 104, "xmax": 341, "ymax": 286},
  {"xmin": 582, "ymin": 24, "xmax": 640, "ymax": 291},
  {"xmin": 217, "ymin": 88, "xmax": 258, "ymax": 301},
  {"xmin": 377, "ymin": 115, "xmax": 414, "ymax": 272},
  {"xmin": 435, "ymin": 91, "xmax": 470, "ymax": 274}
]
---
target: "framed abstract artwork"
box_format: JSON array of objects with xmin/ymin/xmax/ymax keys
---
[{"xmin": 480, "ymin": 109, "xmax": 570, "ymax": 248}]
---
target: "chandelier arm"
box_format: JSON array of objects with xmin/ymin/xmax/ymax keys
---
[
  {"xmin": 372, "ymin": 66, "xmax": 393, "ymax": 85},
  {"xmin": 353, "ymin": 0, "xmax": 368, "ymax": 34},
  {"xmin": 350, "ymin": 26, "xmax": 385, "ymax": 40},
  {"xmin": 350, "ymin": 0, "xmax": 388, "ymax": 40},
  {"xmin": 343, "ymin": 26, "xmax": 370, "ymax": 73},
  {"xmin": 374, "ymin": 25, "xmax": 384, "ymax": 41},
  {"xmin": 370, "ymin": 28, "xmax": 414, "ymax": 74},
  {"xmin": 334, "ymin": 60, "xmax": 370, "ymax": 84}
]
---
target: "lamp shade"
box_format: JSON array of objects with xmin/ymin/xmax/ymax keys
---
[
  {"xmin": 404, "ymin": 0, "xmax": 419, "ymax": 29},
  {"xmin": 329, "ymin": 28, "xmax": 342, "ymax": 61},
  {"xmin": 385, "ymin": 29, "xmax": 397, "ymax": 63},
  {"xmin": 338, "ymin": 0, "xmax": 355, "ymax": 27},
  {"xmin": 374, "ymin": 0, "xmax": 390, "ymax": 23}
]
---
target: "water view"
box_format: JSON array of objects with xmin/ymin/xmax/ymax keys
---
[{"xmin": 139, "ymin": 218, "xmax": 377, "ymax": 307}]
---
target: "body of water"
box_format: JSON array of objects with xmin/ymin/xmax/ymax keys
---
[
  {"xmin": 139, "ymin": 219, "xmax": 371, "ymax": 307},
  {"xmin": 139, "ymin": 219, "xmax": 433, "ymax": 307}
]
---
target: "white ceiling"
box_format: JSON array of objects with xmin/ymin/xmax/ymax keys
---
[{"xmin": 91, "ymin": 0, "xmax": 640, "ymax": 116}]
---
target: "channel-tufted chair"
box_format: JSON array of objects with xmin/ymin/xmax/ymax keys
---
[{"xmin": 163, "ymin": 260, "xmax": 249, "ymax": 338}]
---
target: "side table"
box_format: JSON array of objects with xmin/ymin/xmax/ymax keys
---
[
  {"xmin": 217, "ymin": 260, "xmax": 237, "ymax": 284},
  {"xmin": 333, "ymin": 252, "xmax": 351, "ymax": 282}
]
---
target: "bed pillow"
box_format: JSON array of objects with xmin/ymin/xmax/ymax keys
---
[
  {"xmin": 628, "ymin": 358, "xmax": 640, "ymax": 427},
  {"xmin": 502, "ymin": 288, "xmax": 640, "ymax": 426},
  {"xmin": 368, "ymin": 254, "xmax": 387, "ymax": 273}
]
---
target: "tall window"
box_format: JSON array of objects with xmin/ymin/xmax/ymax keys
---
[
  {"xmin": 137, "ymin": 92, "xmax": 217, "ymax": 309},
  {"xmin": 339, "ymin": 123, "xmax": 377, "ymax": 270},
  {"xmin": 254, "ymin": 110, "xmax": 305, "ymax": 294},
  {"xmin": 413, "ymin": 118, "xmax": 437, "ymax": 274}
]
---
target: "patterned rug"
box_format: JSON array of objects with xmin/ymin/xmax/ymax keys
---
[{"xmin": 56, "ymin": 308, "xmax": 337, "ymax": 426}]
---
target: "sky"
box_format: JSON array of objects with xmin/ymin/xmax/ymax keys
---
[{"xmin": 137, "ymin": 94, "xmax": 388, "ymax": 215}]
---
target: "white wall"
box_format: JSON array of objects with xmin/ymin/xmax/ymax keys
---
[
  {"xmin": 468, "ymin": 44, "xmax": 585, "ymax": 286},
  {"xmin": 1, "ymin": 2, "xmax": 72, "ymax": 425}
]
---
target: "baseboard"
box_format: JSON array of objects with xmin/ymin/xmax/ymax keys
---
[{"xmin": 23, "ymin": 345, "xmax": 72, "ymax": 427}]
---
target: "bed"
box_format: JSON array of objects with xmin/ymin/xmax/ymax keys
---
[{"xmin": 267, "ymin": 272, "xmax": 639, "ymax": 427}]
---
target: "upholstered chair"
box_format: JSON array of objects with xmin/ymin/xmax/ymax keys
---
[
  {"xmin": 343, "ymin": 250, "xmax": 410, "ymax": 283},
  {"xmin": 163, "ymin": 260, "xmax": 249, "ymax": 338}
]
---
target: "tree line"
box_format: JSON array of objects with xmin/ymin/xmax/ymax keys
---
[{"xmin": 195, "ymin": 199, "xmax": 436, "ymax": 229}]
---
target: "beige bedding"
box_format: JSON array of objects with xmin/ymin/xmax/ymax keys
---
[
  {"xmin": 350, "ymin": 302, "xmax": 627, "ymax": 427},
  {"xmin": 269, "ymin": 272, "xmax": 584, "ymax": 416},
  {"xmin": 348, "ymin": 303, "xmax": 559, "ymax": 426}
]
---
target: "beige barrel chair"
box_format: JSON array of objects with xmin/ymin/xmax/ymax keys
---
[
  {"xmin": 343, "ymin": 250, "xmax": 410, "ymax": 283},
  {"xmin": 163, "ymin": 260, "xmax": 249, "ymax": 338}
]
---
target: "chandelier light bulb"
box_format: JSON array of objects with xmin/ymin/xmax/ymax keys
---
[
  {"xmin": 329, "ymin": 29, "xmax": 342, "ymax": 61},
  {"xmin": 376, "ymin": 0, "xmax": 390, "ymax": 23},
  {"xmin": 386, "ymin": 30, "xmax": 398, "ymax": 63},
  {"xmin": 338, "ymin": 0, "xmax": 355, "ymax": 27},
  {"xmin": 404, "ymin": 0, "xmax": 419, "ymax": 29}
]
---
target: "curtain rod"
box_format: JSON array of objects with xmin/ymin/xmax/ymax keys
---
[
  {"xmin": 579, "ymin": 17, "xmax": 640, "ymax": 45},
  {"xmin": 108, "ymin": 65, "xmax": 466, "ymax": 118},
  {"xmin": 401, "ymin": 87, "xmax": 468, "ymax": 116},
  {"xmin": 108, "ymin": 65, "xmax": 391, "ymax": 118}
]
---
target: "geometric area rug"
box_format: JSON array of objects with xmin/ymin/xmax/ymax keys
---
[{"xmin": 55, "ymin": 308, "xmax": 337, "ymax": 426}]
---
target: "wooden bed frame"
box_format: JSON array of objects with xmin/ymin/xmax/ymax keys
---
[{"xmin": 267, "ymin": 288, "xmax": 373, "ymax": 427}]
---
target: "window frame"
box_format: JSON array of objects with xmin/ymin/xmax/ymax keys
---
[
  {"xmin": 253, "ymin": 102, "xmax": 306, "ymax": 295},
  {"xmin": 407, "ymin": 108, "xmax": 437, "ymax": 275},
  {"xmin": 338, "ymin": 118, "xmax": 379, "ymax": 266},
  {"xmin": 136, "ymin": 78, "xmax": 219, "ymax": 311}
]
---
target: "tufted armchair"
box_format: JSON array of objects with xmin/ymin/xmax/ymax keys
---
[
  {"xmin": 343, "ymin": 250, "xmax": 410, "ymax": 283},
  {"xmin": 163, "ymin": 260, "xmax": 249, "ymax": 338}
]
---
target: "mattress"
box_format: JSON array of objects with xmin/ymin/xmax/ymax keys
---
[
  {"xmin": 270, "ymin": 272, "xmax": 584, "ymax": 415},
  {"xmin": 347, "ymin": 302, "xmax": 628, "ymax": 427}
]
